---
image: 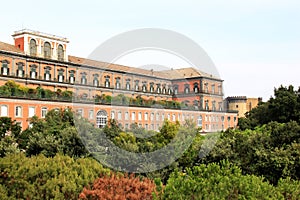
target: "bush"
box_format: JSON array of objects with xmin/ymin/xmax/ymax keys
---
[{"xmin": 79, "ymin": 173, "xmax": 159, "ymax": 200}]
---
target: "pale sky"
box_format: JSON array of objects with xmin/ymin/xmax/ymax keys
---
[{"xmin": 1, "ymin": 0, "xmax": 299, "ymax": 101}]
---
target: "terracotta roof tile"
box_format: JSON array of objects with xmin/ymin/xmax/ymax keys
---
[
  {"xmin": 0, "ymin": 40, "xmax": 219, "ymax": 80},
  {"xmin": 0, "ymin": 41, "xmax": 24, "ymax": 54}
]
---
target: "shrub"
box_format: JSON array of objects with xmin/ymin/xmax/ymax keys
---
[{"xmin": 79, "ymin": 173, "xmax": 159, "ymax": 200}]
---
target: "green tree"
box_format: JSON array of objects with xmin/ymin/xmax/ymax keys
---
[
  {"xmin": 162, "ymin": 161, "xmax": 283, "ymax": 200},
  {"xmin": 0, "ymin": 153, "xmax": 109, "ymax": 200}
]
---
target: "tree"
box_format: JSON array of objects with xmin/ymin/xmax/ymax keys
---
[
  {"xmin": 0, "ymin": 117, "xmax": 21, "ymax": 157},
  {"xmin": 239, "ymin": 85, "xmax": 300, "ymax": 129},
  {"xmin": 162, "ymin": 161, "xmax": 283, "ymax": 199},
  {"xmin": 0, "ymin": 153, "xmax": 110, "ymax": 199}
]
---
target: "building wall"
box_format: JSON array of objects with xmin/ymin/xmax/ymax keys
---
[
  {"xmin": 226, "ymin": 97, "xmax": 261, "ymax": 118},
  {"xmin": 0, "ymin": 97, "xmax": 237, "ymax": 131}
]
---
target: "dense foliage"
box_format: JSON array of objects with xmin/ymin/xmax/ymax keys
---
[
  {"xmin": 0, "ymin": 80, "xmax": 198, "ymax": 110},
  {"xmin": 162, "ymin": 161, "xmax": 300, "ymax": 199},
  {"xmin": 79, "ymin": 173, "xmax": 159, "ymax": 200},
  {"xmin": 0, "ymin": 153, "xmax": 109, "ymax": 199},
  {"xmin": 1, "ymin": 84, "xmax": 300, "ymax": 199},
  {"xmin": 238, "ymin": 85, "xmax": 300, "ymax": 130},
  {"xmin": 163, "ymin": 161, "xmax": 282, "ymax": 199}
]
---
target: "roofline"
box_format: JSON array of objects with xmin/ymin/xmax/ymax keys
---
[
  {"xmin": 12, "ymin": 29, "xmax": 69, "ymax": 43},
  {"xmin": 0, "ymin": 49, "xmax": 222, "ymax": 82}
]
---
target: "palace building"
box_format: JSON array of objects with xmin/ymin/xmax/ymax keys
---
[
  {"xmin": 0, "ymin": 29, "xmax": 237, "ymax": 131},
  {"xmin": 225, "ymin": 96, "xmax": 262, "ymax": 118}
]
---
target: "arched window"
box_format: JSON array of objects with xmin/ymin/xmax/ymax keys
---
[
  {"xmin": 162, "ymin": 85, "xmax": 166, "ymax": 94},
  {"xmin": 194, "ymin": 82, "xmax": 199, "ymax": 93},
  {"xmin": 44, "ymin": 66, "xmax": 51, "ymax": 81},
  {"xmin": 104, "ymin": 76, "xmax": 110, "ymax": 88},
  {"xmin": 150, "ymin": 82, "xmax": 154, "ymax": 93},
  {"xmin": 205, "ymin": 100, "xmax": 209, "ymax": 110},
  {"xmin": 135, "ymin": 80, "xmax": 139, "ymax": 91},
  {"xmin": 93, "ymin": 74, "xmax": 99, "ymax": 86},
  {"xmin": 57, "ymin": 69, "xmax": 64, "ymax": 82},
  {"xmin": 126, "ymin": 79, "xmax": 131, "ymax": 90},
  {"xmin": 156, "ymin": 84, "xmax": 161, "ymax": 93},
  {"xmin": 30, "ymin": 64, "xmax": 38, "ymax": 79},
  {"xmin": 30, "ymin": 39, "xmax": 37, "ymax": 56},
  {"xmin": 212, "ymin": 100, "xmax": 216, "ymax": 111},
  {"xmin": 173, "ymin": 85, "xmax": 178, "ymax": 95},
  {"xmin": 57, "ymin": 44, "xmax": 64, "ymax": 61},
  {"xmin": 184, "ymin": 84, "xmax": 190, "ymax": 94},
  {"xmin": 115, "ymin": 77, "xmax": 121, "ymax": 89},
  {"xmin": 16, "ymin": 62, "xmax": 24, "ymax": 77},
  {"xmin": 81, "ymin": 72, "xmax": 87, "ymax": 85},
  {"xmin": 204, "ymin": 83, "xmax": 209, "ymax": 93},
  {"xmin": 142, "ymin": 81, "xmax": 147, "ymax": 92},
  {"xmin": 96, "ymin": 110, "xmax": 108, "ymax": 128},
  {"xmin": 69, "ymin": 70, "xmax": 75, "ymax": 83},
  {"xmin": 44, "ymin": 42, "xmax": 51, "ymax": 59}
]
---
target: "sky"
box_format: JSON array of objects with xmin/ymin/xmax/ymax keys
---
[{"xmin": 0, "ymin": 0, "xmax": 299, "ymax": 101}]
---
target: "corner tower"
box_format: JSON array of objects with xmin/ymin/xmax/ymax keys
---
[{"xmin": 12, "ymin": 29, "xmax": 69, "ymax": 62}]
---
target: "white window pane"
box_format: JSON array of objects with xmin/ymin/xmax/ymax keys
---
[
  {"xmin": 29, "ymin": 107, "xmax": 35, "ymax": 117},
  {"xmin": 1, "ymin": 105, "xmax": 8, "ymax": 117}
]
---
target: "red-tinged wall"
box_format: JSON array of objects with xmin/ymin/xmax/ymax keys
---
[{"xmin": 14, "ymin": 37, "xmax": 24, "ymax": 51}]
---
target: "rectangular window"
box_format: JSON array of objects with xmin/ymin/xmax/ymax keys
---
[
  {"xmin": 111, "ymin": 111, "xmax": 115, "ymax": 119},
  {"xmin": 118, "ymin": 111, "xmax": 122, "ymax": 120},
  {"xmin": 41, "ymin": 107, "xmax": 47, "ymax": 118},
  {"xmin": 45, "ymin": 72, "xmax": 50, "ymax": 81},
  {"xmin": 172, "ymin": 114, "xmax": 176, "ymax": 121},
  {"xmin": 15, "ymin": 106, "xmax": 22, "ymax": 117},
  {"xmin": 30, "ymin": 69, "xmax": 36, "ymax": 79},
  {"xmin": 131, "ymin": 112, "xmax": 136, "ymax": 121},
  {"xmin": 156, "ymin": 113, "xmax": 160, "ymax": 121},
  {"xmin": 144, "ymin": 112, "xmax": 148, "ymax": 120},
  {"xmin": 1, "ymin": 105, "xmax": 8, "ymax": 117},
  {"xmin": 77, "ymin": 109, "xmax": 83, "ymax": 117},
  {"xmin": 58, "ymin": 75, "xmax": 64, "ymax": 82},
  {"xmin": 138, "ymin": 112, "xmax": 142, "ymax": 120},
  {"xmin": 2, "ymin": 63, "xmax": 9, "ymax": 75},
  {"xmin": 197, "ymin": 116, "xmax": 202, "ymax": 127},
  {"xmin": 89, "ymin": 110, "xmax": 94, "ymax": 119},
  {"xmin": 28, "ymin": 107, "xmax": 35, "ymax": 118},
  {"xmin": 151, "ymin": 113, "xmax": 154, "ymax": 121},
  {"xmin": 125, "ymin": 112, "xmax": 129, "ymax": 120},
  {"xmin": 70, "ymin": 76, "xmax": 75, "ymax": 84}
]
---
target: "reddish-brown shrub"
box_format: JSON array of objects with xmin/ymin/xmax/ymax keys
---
[{"xmin": 79, "ymin": 173, "xmax": 158, "ymax": 200}]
